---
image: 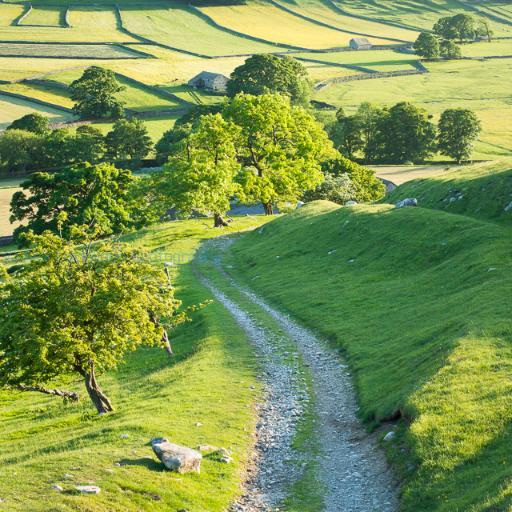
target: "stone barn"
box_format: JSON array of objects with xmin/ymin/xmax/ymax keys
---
[
  {"xmin": 349, "ymin": 37, "xmax": 372, "ymax": 50},
  {"xmin": 188, "ymin": 71, "xmax": 229, "ymax": 92}
]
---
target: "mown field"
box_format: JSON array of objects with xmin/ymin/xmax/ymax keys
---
[
  {"xmin": 225, "ymin": 160, "xmax": 512, "ymax": 511},
  {"xmin": 0, "ymin": 0, "xmax": 510, "ymax": 156},
  {"xmin": 0, "ymin": 216, "xmax": 273, "ymax": 511}
]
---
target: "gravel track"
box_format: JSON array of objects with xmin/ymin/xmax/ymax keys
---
[{"xmin": 197, "ymin": 242, "xmax": 399, "ymax": 511}]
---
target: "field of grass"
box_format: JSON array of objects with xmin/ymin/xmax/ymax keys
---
[
  {"xmin": 0, "ymin": 92, "xmax": 72, "ymax": 128},
  {"xmin": 0, "ymin": 42, "xmax": 139, "ymax": 59},
  {"xmin": 370, "ymin": 164, "xmax": 461, "ymax": 185},
  {"xmin": 314, "ymin": 57, "xmax": 512, "ymax": 160},
  {"xmin": 199, "ymin": 2, "xmax": 394, "ymax": 49},
  {"xmin": 18, "ymin": 6, "xmax": 64, "ymax": 27},
  {"xmin": 273, "ymin": 0, "xmax": 419, "ymax": 42},
  {"xmin": 0, "ymin": 3, "xmax": 24, "ymax": 26},
  {"xmin": 226, "ymin": 166, "xmax": 512, "ymax": 510},
  {"xmin": 335, "ymin": 0, "xmax": 512, "ymax": 36},
  {"xmin": 0, "ymin": 81, "xmax": 73, "ymax": 108},
  {"xmin": 0, "ymin": 215, "xmax": 274, "ymax": 511},
  {"xmin": 462, "ymin": 40, "xmax": 512, "ymax": 58},
  {"xmin": 120, "ymin": 5, "xmax": 279, "ymax": 57},
  {"xmin": 386, "ymin": 159, "xmax": 512, "ymax": 225},
  {"xmin": 66, "ymin": 7, "xmax": 134, "ymax": 42}
]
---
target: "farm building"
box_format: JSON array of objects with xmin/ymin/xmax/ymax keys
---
[
  {"xmin": 349, "ymin": 37, "xmax": 372, "ymax": 50},
  {"xmin": 188, "ymin": 71, "xmax": 229, "ymax": 92}
]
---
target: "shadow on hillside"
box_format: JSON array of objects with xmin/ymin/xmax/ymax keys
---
[{"xmin": 118, "ymin": 457, "xmax": 165, "ymax": 471}]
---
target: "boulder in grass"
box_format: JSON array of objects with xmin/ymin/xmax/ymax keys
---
[
  {"xmin": 75, "ymin": 485, "xmax": 101, "ymax": 494},
  {"xmin": 151, "ymin": 439, "xmax": 202, "ymax": 473},
  {"xmin": 395, "ymin": 198, "xmax": 418, "ymax": 209}
]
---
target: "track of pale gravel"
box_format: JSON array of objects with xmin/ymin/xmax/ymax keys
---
[{"xmin": 198, "ymin": 242, "xmax": 398, "ymax": 511}]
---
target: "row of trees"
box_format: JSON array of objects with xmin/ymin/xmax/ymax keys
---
[
  {"xmin": 414, "ymin": 14, "xmax": 492, "ymax": 59},
  {"xmin": 0, "ymin": 114, "xmax": 152, "ymax": 175},
  {"xmin": 329, "ymin": 102, "xmax": 481, "ymax": 164}
]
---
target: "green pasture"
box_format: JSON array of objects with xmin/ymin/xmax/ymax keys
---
[
  {"xmin": 335, "ymin": 0, "xmax": 512, "ymax": 36},
  {"xmin": 0, "ymin": 42, "xmax": 139, "ymax": 59},
  {"xmin": 0, "ymin": 215, "xmax": 273, "ymax": 511},
  {"xmin": 273, "ymin": 0, "xmax": 419, "ymax": 42},
  {"xmin": 119, "ymin": 5, "xmax": 279, "ymax": 56},
  {"xmin": 314, "ymin": 58, "xmax": 512, "ymax": 159},
  {"xmin": 18, "ymin": 6, "xmax": 64, "ymax": 27},
  {"xmin": 227, "ymin": 163, "xmax": 512, "ymax": 510}
]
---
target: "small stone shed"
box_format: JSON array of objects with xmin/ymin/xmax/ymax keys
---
[
  {"xmin": 188, "ymin": 71, "xmax": 229, "ymax": 92},
  {"xmin": 349, "ymin": 37, "xmax": 373, "ymax": 50}
]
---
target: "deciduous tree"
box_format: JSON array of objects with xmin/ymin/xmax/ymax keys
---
[
  {"xmin": 0, "ymin": 232, "xmax": 181, "ymax": 413},
  {"xmin": 227, "ymin": 54, "xmax": 311, "ymax": 106},
  {"xmin": 7, "ymin": 113, "xmax": 50, "ymax": 135},
  {"xmin": 413, "ymin": 32, "xmax": 440, "ymax": 59},
  {"xmin": 70, "ymin": 66, "xmax": 125, "ymax": 120},
  {"xmin": 10, "ymin": 163, "xmax": 136, "ymax": 243},
  {"xmin": 106, "ymin": 118, "xmax": 153, "ymax": 165},
  {"xmin": 224, "ymin": 93, "xmax": 335, "ymax": 214},
  {"xmin": 160, "ymin": 114, "xmax": 241, "ymax": 227},
  {"xmin": 438, "ymin": 108, "xmax": 481, "ymax": 162}
]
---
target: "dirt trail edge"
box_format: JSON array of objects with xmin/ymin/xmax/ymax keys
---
[{"xmin": 197, "ymin": 243, "xmax": 399, "ymax": 512}]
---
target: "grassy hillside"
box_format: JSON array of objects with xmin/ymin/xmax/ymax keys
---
[
  {"xmin": 226, "ymin": 199, "xmax": 512, "ymax": 510},
  {"xmin": 0, "ymin": 216, "xmax": 271, "ymax": 511},
  {"xmin": 386, "ymin": 160, "xmax": 512, "ymax": 226}
]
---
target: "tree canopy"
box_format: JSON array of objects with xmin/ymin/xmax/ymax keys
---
[
  {"xmin": 438, "ymin": 108, "xmax": 481, "ymax": 162},
  {"xmin": 106, "ymin": 118, "xmax": 153, "ymax": 165},
  {"xmin": 160, "ymin": 113, "xmax": 241, "ymax": 227},
  {"xmin": 70, "ymin": 66, "xmax": 125, "ymax": 120},
  {"xmin": 0, "ymin": 231, "xmax": 180, "ymax": 413},
  {"xmin": 10, "ymin": 162, "xmax": 137, "ymax": 243},
  {"xmin": 227, "ymin": 54, "xmax": 311, "ymax": 106},
  {"xmin": 224, "ymin": 93, "xmax": 335, "ymax": 214},
  {"xmin": 7, "ymin": 113, "xmax": 50, "ymax": 135},
  {"xmin": 413, "ymin": 32, "xmax": 440, "ymax": 59}
]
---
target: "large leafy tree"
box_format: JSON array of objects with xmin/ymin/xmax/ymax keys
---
[
  {"xmin": 329, "ymin": 109, "xmax": 364, "ymax": 160},
  {"xmin": 227, "ymin": 54, "xmax": 311, "ymax": 106},
  {"xmin": 160, "ymin": 114, "xmax": 241, "ymax": 227},
  {"xmin": 7, "ymin": 113, "xmax": 50, "ymax": 135},
  {"xmin": 10, "ymin": 162, "xmax": 136, "ymax": 243},
  {"xmin": 106, "ymin": 118, "xmax": 153, "ymax": 165},
  {"xmin": 224, "ymin": 94, "xmax": 335, "ymax": 214},
  {"xmin": 438, "ymin": 108, "xmax": 481, "ymax": 163},
  {"xmin": 440, "ymin": 39, "xmax": 462, "ymax": 59},
  {"xmin": 433, "ymin": 14, "xmax": 476, "ymax": 42},
  {"xmin": 70, "ymin": 66, "xmax": 125, "ymax": 120},
  {"xmin": 0, "ymin": 129, "xmax": 43, "ymax": 175},
  {"xmin": 413, "ymin": 32, "xmax": 440, "ymax": 59},
  {"xmin": 70, "ymin": 125, "xmax": 106, "ymax": 164},
  {"xmin": 376, "ymin": 102, "xmax": 437, "ymax": 163},
  {"xmin": 302, "ymin": 173, "xmax": 356, "ymax": 205},
  {"xmin": 0, "ymin": 232, "xmax": 180, "ymax": 413}
]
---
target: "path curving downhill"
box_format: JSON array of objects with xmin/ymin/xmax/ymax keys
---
[{"xmin": 197, "ymin": 240, "xmax": 398, "ymax": 511}]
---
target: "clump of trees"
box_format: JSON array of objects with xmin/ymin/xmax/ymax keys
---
[
  {"xmin": 70, "ymin": 66, "xmax": 125, "ymax": 120},
  {"xmin": 155, "ymin": 93, "xmax": 339, "ymax": 223},
  {"xmin": 227, "ymin": 54, "xmax": 311, "ymax": 107},
  {"xmin": 414, "ymin": 15, "xmax": 492, "ymax": 59},
  {"xmin": 0, "ymin": 117, "xmax": 153, "ymax": 176},
  {"xmin": 0, "ymin": 230, "xmax": 182, "ymax": 413},
  {"xmin": 329, "ymin": 101, "xmax": 480, "ymax": 164}
]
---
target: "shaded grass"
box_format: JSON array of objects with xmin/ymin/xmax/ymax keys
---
[
  {"xmin": 385, "ymin": 159, "xmax": 512, "ymax": 226},
  {"xmin": 0, "ymin": 215, "xmax": 272, "ymax": 511},
  {"xmin": 226, "ymin": 195, "xmax": 512, "ymax": 510}
]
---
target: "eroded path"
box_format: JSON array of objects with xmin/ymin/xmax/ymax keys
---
[{"xmin": 197, "ymin": 241, "xmax": 398, "ymax": 511}]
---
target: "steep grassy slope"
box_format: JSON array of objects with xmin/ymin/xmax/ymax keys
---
[
  {"xmin": 0, "ymin": 216, "xmax": 270, "ymax": 511},
  {"xmin": 386, "ymin": 160, "xmax": 512, "ymax": 226},
  {"xmin": 227, "ymin": 200, "xmax": 512, "ymax": 511}
]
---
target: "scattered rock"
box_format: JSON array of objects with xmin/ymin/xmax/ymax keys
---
[
  {"xmin": 504, "ymin": 201, "xmax": 512, "ymax": 212},
  {"xmin": 195, "ymin": 422, "xmax": 202, "ymax": 427},
  {"xmin": 345, "ymin": 200, "xmax": 358, "ymax": 206},
  {"xmin": 63, "ymin": 473, "xmax": 74, "ymax": 480},
  {"xmin": 395, "ymin": 198, "xmax": 417, "ymax": 209},
  {"xmin": 120, "ymin": 433, "xmax": 129, "ymax": 439},
  {"xmin": 51, "ymin": 485, "xmax": 63, "ymax": 492},
  {"xmin": 296, "ymin": 201, "xmax": 304, "ymax": 209},
  {"xmin": 75, "ymin": 485, "xmax": 101, "ymax": 494},
  {"xmin": 383, "ymin": 431, "xmax": 396, "ymax": 442},
  {"xmin": 488, "ymin": 267, "xmax": 496, "ymax": 272},
  {"xmin": 151, "ymin": 439, "xmax": 202, "ymax": 473},
  {"xmin": 104, "ymin": 468, "xmax": 115, "ymax": 474},
  {"xmin": 220, "ymin": 455, "xmax": 233, "ymax": 463},
  {"xmin": 197, "ymin": 444, "xmax": 220, "ymax": 453}
]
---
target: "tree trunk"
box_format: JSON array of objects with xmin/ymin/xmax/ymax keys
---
[
  {"xmin": 162, "ymin": 328, "xmax": 173, "ymax": 357},
  {"xmin": 82, "ymin": 366, "xmax": 114, "ymax": 414},
  {"xmin": 15, "ymin": 384, "xmax": 79, "ymax": 402},
  {"xmin": 263, "ymin": 202, "xmax": 274, "ymax": 215},
  {"xmin": 214, "ymin": 213, "xmax": 229, "ymax": 227}
]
